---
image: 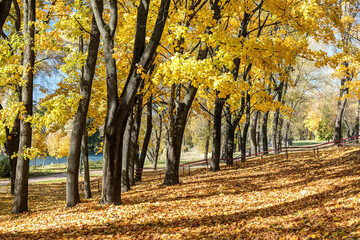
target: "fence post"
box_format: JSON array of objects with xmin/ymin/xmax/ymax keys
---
[
  {"xmin": 183, "ymin": 166, "xmax": 185, "ymax": 176},
  {"xmin": 261, "ymin": 154, "xmax": 264, "ymax": 164},
  {"xmin": 205, "ymin": 159, "xmax": 208, "ymax": 169},
  {"xmin": 317, "ymin": 147, "xmax": 319, "ymax": 161},
  {"xmin": 285, "ymin": 149, "xmax": 288, "ymax": 160},
  {"xmin": 188, "ymin": 165, "xmax": 190, "ymax": 176},
  {"xmin": 342, "ymin": 140, "xmax": 345, "ymax": 151},
  {"xmin": 313, "ymin": 148, "xmax": 316, "ymax": 160}
]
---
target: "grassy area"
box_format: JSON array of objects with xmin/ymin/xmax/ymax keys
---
[
  {"xmin": 291, "ymin": 140, "xmax": 325, "ymax": 146},
  {"xmin": 1, "ymin": 147, "xmax": 360, "ymax": 238},
  {"xmin": 27, "ymin": 160, "xmax": 103, "ymax": 177}
]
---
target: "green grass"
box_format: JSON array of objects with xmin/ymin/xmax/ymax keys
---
[{"xmin": 291, "ymin": 140, "xmax": 325, "ymax": 146}]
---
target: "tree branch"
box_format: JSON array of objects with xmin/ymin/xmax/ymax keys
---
[{"xmin": 91, "ymin": 0, "xmax": 106, "ymax": 37}]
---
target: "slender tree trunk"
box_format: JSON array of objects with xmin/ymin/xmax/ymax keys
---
[
  {"xmin": 82, "ymin": 127, "xmax": 92, "ymax": 199},
  {"xmin": 334, "ymin": 87, "xmax": 348, "ymax": 142},
  {"xmin": 284, "ymin": 120, "xmax": 291, "ymax": 147},
  {"xmin": 128, "ymin": 95, "xmax": 142, "ymax": 186},
  {"xmin": 271, "ymin": 109, "xmax": 279, "ymax": 153},
  {"xmin": 153, "ymin": 113, "xmax": 163, "ymax": 170},
  {"xmin": 278, "ymin": 117, "xmax": 283, "ymax": 151},
  {"xmin": 240, "ymin": 94, "xmax": 251, "ymax": 161},
  {"xmin": 66, "ymin": 9, "xmax": 101, "ymax": 207},
  {"xmin": 12, "ymin": 0, "xmax": 35, "ymax": 214},
  {"xmin": 237, "ymin": 124, "xmax": 241, "ymax": 152},
  {"xmin": 135, "ymin": 96, "xmax": 153, "ymax": 182},
  {"xmin": 250, "ymin": 111, "xmax": 259, "ymax": 155},
  {"xmin": 204, "ymin": 120, "xmax": 211, "ymax": 159},
  {"xmin": 223, "ymin": 105, "xmax": 237, "ymax": 165},
  {"xmin": 210, "ymin": 93, "xmax": 225, "ymax": 171},
  {"xmin": 122, "ymin": 112, "xmax": 133, "ymax": 193},
  {"xmin": 354, "ymin": 99, "xmax": 360, "ymax": 142}
]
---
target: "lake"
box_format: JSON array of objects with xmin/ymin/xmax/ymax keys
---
[{"xmin": 30, "ymin": 153, "xmax": 103, "ymax": 167}]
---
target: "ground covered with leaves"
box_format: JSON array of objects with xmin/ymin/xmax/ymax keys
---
[{"xmin": 1, "ymin": 147, "xmax": 360, "ymax": 239}]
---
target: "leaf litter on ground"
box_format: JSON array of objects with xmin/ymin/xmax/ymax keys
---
[{"xmin": 1, "ymin": 147, "xmax": 360, "ymax": 239}]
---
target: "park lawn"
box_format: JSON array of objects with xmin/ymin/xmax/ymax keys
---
[{"xmin": 1, "ymin": 147, "xmax": 360, "ymax": 239}]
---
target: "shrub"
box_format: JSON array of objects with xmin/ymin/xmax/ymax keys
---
[{"xmin": 0, "ymin": 155, "xmax": 11, "ymax": 178}]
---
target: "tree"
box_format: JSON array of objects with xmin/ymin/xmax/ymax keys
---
[
  {"xmin": 12, "ymin": 0, "xmax": 36, "ymax": 214},
  {"xmin": 66, "ymin": 0, "xmax": 102, "ymax": 208},
  {"xmin": 91, "ymin": 0, "xmax": 171, "ymax": 204}
]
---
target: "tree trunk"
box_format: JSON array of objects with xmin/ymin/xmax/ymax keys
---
[
  {"xmin": 284, "ymin": 120, "xmax": 291, "ymax": 147},
  {"xmin": 354, "ymin": 99, "xmax": 360, "ymax": 142},
  {"xmin": 250, "ymin": 111, "xmax": 259, "ymax": 155},
  {"xmin": 210, "ymin": 93, "xmax": 225, "ymax": 171},
  {"xmin": 334, "ymin": 77, "xmax": 349, "ymax": 142},
  {"xmin": 278, "ymin": 117, "xmax": 283, "ymax": 151},
  {"xmin": 66, "ymin": 8, "xmax": 101, "ymax": 207},
  {"xmin": 237, "ymin": 124, "xmax": 241, "ymax": 152},
  {"xmin": 204, "ymin": 120, "xmax": 211, "ymax": 159},
  {"xmin": 0, "ymin": 0, "xmax": 12, "ymax": 32},
  {"xmin": 12, "ymin": 0, "xmax": 35, "ymax": 214},
  {"xmin": 135, "ymin": 96, "xmax": 153, "ymax": 182},
  {"xmin": 240, "ymin": 106, "xmax": 251, "ymax": 161},
  {"xmin": 82, "ymin": 127, "xmax": 92, "ymax": 199},
  {"xmin": 223, "ymin": 105, "xmax": 237, "ymax": 165},
  {"xmin": 163, "ymin": 84, "xmax": 198, "ymax": 185},
  {"xmin": 4, "ymin": 115, "xmax": 20, "ymax": 195},
  {"xmin": 153, "ymin": 112, "xmax": 163, "ymax": 170},
  {"xmin": 129, "ymin": 94, "xmax": 143, "ymax": 186},
  {"xmin": 122, "ymin": 112, "xmax": 133, "ymax": 193}
]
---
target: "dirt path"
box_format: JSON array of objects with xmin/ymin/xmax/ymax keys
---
[{"xmin": 0, "ymin": 170, "xmax": 103, "ymax": 187}]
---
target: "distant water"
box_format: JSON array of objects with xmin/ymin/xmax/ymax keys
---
[{"xmin": 30, "ymin": 153, "xmax": 103, "ymax": 167}]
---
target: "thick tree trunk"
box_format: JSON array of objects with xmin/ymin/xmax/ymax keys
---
[
  {"xmin": 4, "ymin": 115, "xmax": 20, "ymax": 195},
  {"xmin": 12, "ymin": 0, "xmax": 35, "ymax": 214},
  {"xmin": 250, "ymin": 111, "xmax": 259, "ymax": 155},
  {"xmin": 135, "ymin": 96, "xmax": 152, "ymax": 182},
  {"xmin": 210, "ymin": 94, "xmax": 225, "ymax": 171},
  {"xmin": 66, "ymin": 10, "xmax": 101, "ymax": 207},
  {"xmin": 82, "ymin": 127, "xmax": 92, "ymax": 199},
  {"xmin": 163, "ymin": 84, "xmax": 198, "ymax": 185}
]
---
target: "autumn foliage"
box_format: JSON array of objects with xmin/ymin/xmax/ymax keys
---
[{"xmin": 1, "ymin": 147, "xmax": 360, "ymax": 239}]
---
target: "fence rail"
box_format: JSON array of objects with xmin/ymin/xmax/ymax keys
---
[{"xmin": 80, "ymin": 135, "xmax": 360, "ymax": 191}]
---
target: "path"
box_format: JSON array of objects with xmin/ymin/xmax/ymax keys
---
[{"xmin": 0, "ymin": 170, "xmax": 103, "ymax": 187}]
